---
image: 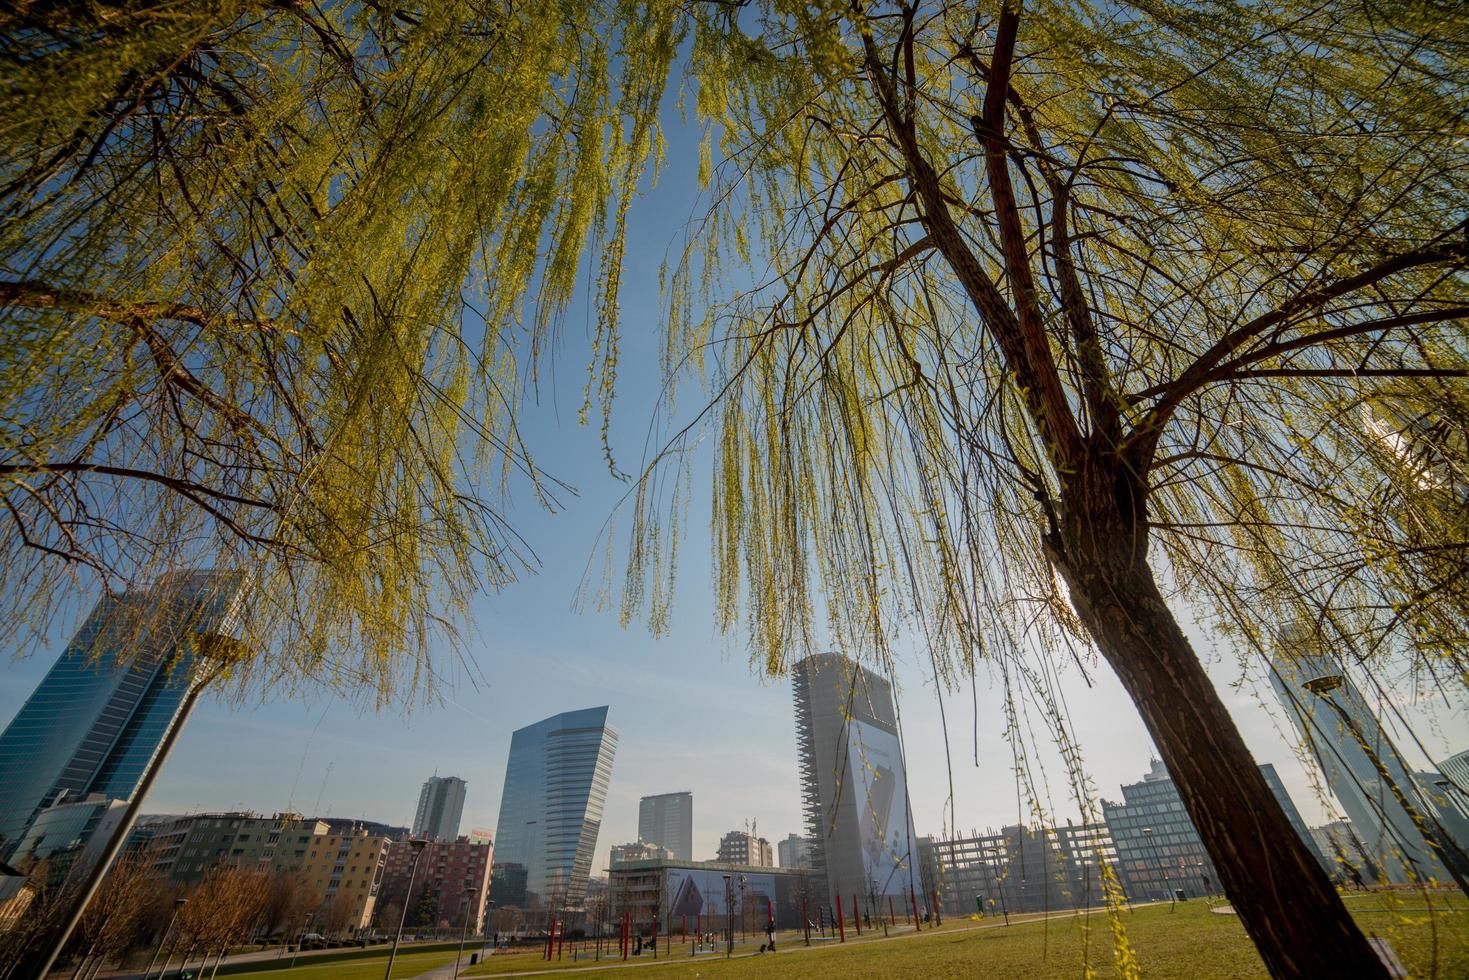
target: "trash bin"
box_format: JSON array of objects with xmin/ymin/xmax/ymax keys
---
[
  {"xmin": 1174, "ymin": 889, "xmax": 1187, "ymax": 902},
  {"xmin": 469, "ymin": 953, "xmax": 479, "ymax": 965}
]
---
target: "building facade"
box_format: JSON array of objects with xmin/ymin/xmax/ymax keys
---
[
  {"xmin": 1270, "ymin": 624, "xmax": 1452, "ymax": 884},
  {"xmin": 1102, "ymin": 759, "xmax": 1324, "ymax": 901},
  {"xmin": 793, "ymin": 653, "xmax": 917, "ymax": 909},
  {"xmin": 638, "ymin": 792, "xmax": 693, "ymax": 862},
  {"xmin": 610, "ymin": 841, "xmax": 671, "ymax": 867},
  {"xmin": 141, "ymin": 811, "xmax": 327, "ymax": 884},
  {"xmin": 297, "ymin": 828, "xmax": 391, "ymax": 933},
  {"xmin": 0, "ymin": 570, "xmax": 242, "ymax": 860},
  {"xmin": 716, "ymin": 831, "xmax": 773, "ymax": 867},
  {"xmin": 777, "ymin": 834, "xmax": 813, "ymax": 869},
  {"xmin": 412, "ymin": 776, "xmax": 468, "ymax": 843},
  {"xmin": 377, "ymin": 837, "xmax": 493, "ymax": 931},
  {"xmin": 608, "ymin": 859, "xmax": 819, "ymax": 935},
  {"xmin": 492, "ymin": 706, "xmax": 618, "ymax": 912},
  {"xmin": 931, "ymin": 823, "xmax": 1114, "ymax": 917},
  {"xmin": 8, "ymin": 795, "xmax": 128, "ymax": 889}
]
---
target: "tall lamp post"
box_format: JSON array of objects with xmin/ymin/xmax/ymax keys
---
[
  {"xmin": 1303, "ymin": 673, "xmax": 1469, "ymax": 898},
  {"xmin": 454, "ymin": 886, "xmax": 477, "ymax": 979},
  {"xmin": 142, "ymin": 898, "xmax": 187, "ymax": 980},
  {"xmin": 722, "ymin": 874, "xmax": 733, "ymax": 958},
  {"xmin": 385, "ymin": 838, "xmax": 430, "ymax": 980}
]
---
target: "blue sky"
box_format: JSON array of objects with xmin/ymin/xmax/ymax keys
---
[{"xmin": 2, "ymin": 79, "xmax": 1465, "ymax": 874}]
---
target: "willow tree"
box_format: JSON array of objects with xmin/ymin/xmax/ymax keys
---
[
  {"xmin": 1, "ymin": 2, "xmax": 676, "ymax": 971},
  {"xmin": 624, "ymin": 2, "xmax": 1467, "ymax": 976},
  {"xmin": 0, "ymin": 0, "xmax": 676, "ymax": 700}
]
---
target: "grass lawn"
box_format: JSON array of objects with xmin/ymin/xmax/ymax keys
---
[
  {"xmin": 221, "ymin": 948, "xmax": 460, "ymax": 980},
  {"xmin": 447, "ymin": 892, "xmax": 1469, "ymax": 979}
]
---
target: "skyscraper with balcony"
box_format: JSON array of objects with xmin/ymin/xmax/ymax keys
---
[
  {"xmin": 1270, "ymin": 624, "xmax": 1451, "ymax": 884},
  {"xmin": 793, "ymin": 652, "xmax": 917, "ymax": 909},
  {"xmin": 637, "ymin": 791, "xmax": 692, "ymax": 861},
  {"xmin": 0, "ymin": 570, "xmax": 242, "ymax": 861},
  {"xmin": 412, "ymin": 775, "xmax": 468, "ymax": 842},
  {"xmin": 492, "ymin": 706, "xmax": 617, "ymax": 911}
]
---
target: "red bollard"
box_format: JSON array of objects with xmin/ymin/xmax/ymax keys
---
[
  {"xmin": 652, "ymin": 919, "xmax": 658, "ymax": 959},
  {"xmin": 836, "ymin": 900, "xmax": 845, "ymax": 942},
  {"xmin": 682, "ymin": 914, "xmax": 687, "ymax": 943},
  {"xmin": 803, "ymin": 900, "xmax": 810, "ymax": 945},
  {"xmin": 889, "ymin": 896, "xmax": 896, "ymax": 926},
  {"xmin": 852, "ymin": 894, "xmax": 861, "ymax": 935},
  {"xmin": 557, "ymin": 920, "xmax": 565, "ymax": 959},
  {"xmin": 623, "ymin": 911, "xmax": 631, "ymax": 961}
]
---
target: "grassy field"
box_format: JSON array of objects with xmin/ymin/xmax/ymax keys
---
[
  {"xmin": 221, "ymin": 892, "xmax": 1469, "ymax": 979},
  {"xmin": 216, "ymin": 948, "xmax": 460, "ymax": 980}
]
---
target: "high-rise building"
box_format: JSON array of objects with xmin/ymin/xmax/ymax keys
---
[
  {"xmin": 491, "ymin": 706, "xmax": 617, "ymax": 911},
  {"xmin": 637, "ymin": 792, "xmax": 692, "ymax": 861},
  {"xmin": 0, "ymin": 570, "xmax": 242, "ymax": 860},
  {"xmin": 1270, "ymin": 624, "xmax": 1452, "ymax": 884},
  {"xmin": 792, "ymin": 652, "xmax": 917, "ymax": 908},
  {"xmin": 1435, "ymin": 750, "xmax": 1469, "ymax": 821},
  {"xmin": 412, "ymin": 776, "xmax": 468, "ymax": 843},
  {"xmin": 716, "ymin": 830, "xmax": 773, "ymax": 866},
  {"xmin": 9, "ymin": 795, "xmax": 128, "ymax": 889},
  {"xmin": 297, "ymin": 828, "xmax": 391, "ymax": 933},
  {"xmin": 777, "ymin": 833, "xmax": 813, "ymax": 869},
  {"xmin": 140, "ymin": 811, "xmax": 327, "ymax": 884},
  {"xmin": 1102, "ymin": 759, "xmax": 1324, "ymax": 901}
]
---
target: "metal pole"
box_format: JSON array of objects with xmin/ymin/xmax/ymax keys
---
[
  {"xmin": 32, "ymin": 680, "xmax": 209, "ymax": 979},
  {"xmin": 454, "ymin": 887, "xmax": 474, "ymax": 979},
  {"xmin": 142, "ymin": 899, "xmax": 187, "ymax": 980},
  {"xmin": 385, "ymin": 839, "xmax": 429, "ymax": 979}
]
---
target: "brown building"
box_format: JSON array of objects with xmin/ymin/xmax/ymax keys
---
[
  {"xmin": 377, "ymin": 837, "xmax": 493, "ymax": 931},
  {"xmin": 298, "ymin": 828, "xmax": 391, "ymax": 934}
]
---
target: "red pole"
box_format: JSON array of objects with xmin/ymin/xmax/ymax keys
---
[
  {"xmin": 852, "ymin": 894, "xmax": 861, "ymax": 935},
  {"xmin": 803, "ymin": 900, "xmax": 810, "ymax": 945},
  {"xmin": 623, "ymin": 911, "xmax": 630, "ymax": 961},
  {"xmin": 888, "ymin": 896, "xmax": 896, "ymax": 926},
  {"xmin": 682, "ymin": 914, "xmax": 687, "ymax": 943},
  {"xmin": 557, "ymin": 920, "xmax": 565, "ymax": 959},
  {"xmin": 836, "ymin": 900, "xmax": 845, "ymax": 943},
  {"xmin": 911, "ymin": 890, "xmax": 921, "ymax": 930},
  {"xmin": 934, "ymin": 890, "xmax": 942, "ymax": 925},
  {"xmin": 652, "ymin": 919, "xmax": 658, "ymax": 959}
]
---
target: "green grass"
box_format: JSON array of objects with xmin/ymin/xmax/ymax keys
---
[
  {"xmin": 447, "ymin": 892, "xmax": 1469, "ymax": 980},
  {"xmin": 220, "ymin": 948, "xmax": 459, "ymax": 980}
]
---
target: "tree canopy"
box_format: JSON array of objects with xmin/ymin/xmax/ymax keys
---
[{"xmin": 0, "ymin": 0, "xmax": 677, "ymax": 703}]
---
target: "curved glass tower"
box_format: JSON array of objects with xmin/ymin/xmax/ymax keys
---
[
  {"xmin": 0, "ymin": 570, "xmax": 242, "ymax": 861},
  {"xmin": 492, "ymin": 706, "xmax": 617, "ymax": 911}
]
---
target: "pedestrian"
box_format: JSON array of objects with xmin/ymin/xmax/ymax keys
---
[{"xmin": 765, "ymin": 920, "xmax": 776, "ymax": 952}]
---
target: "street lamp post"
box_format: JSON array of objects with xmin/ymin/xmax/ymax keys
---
[
  {"xmin": 722, "ymin": 874, "xmax": 732, "ymax": 958},
  {"xmin": 385, "ymin": 838, "xmax": 430, "ymax": 980},
  {"xmin": 484, "ymin": 900, "xmax": 495, "ymax": 959},
  {"xmin": 290, "ymin": 912, "xmax": 312, "ymax": 968},
  {"xmin": 1140, "ymin": 829, "xmax": 1173, "ymax": 911},
  {"xmin": 454, "ymin": 886, "xmax": 477, "ymax": 979},
  {"xmin": 143, "ymin": 898, "xmax": 186, "ymax": 980}
]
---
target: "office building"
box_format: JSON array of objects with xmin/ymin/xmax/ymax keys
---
[
  {"xmin": 377, "ymin": 836, "xmax": 493, "ymax": 931},
  {"xmin": 1102, "ymin": 759, "xmax": 1324, "ymax": 901},
  {"xmin": 297, "ymin": 828, "xmax": 391, "ymax": 933},
  {"xmin": 793, "ymin": 653, "xmax": 917, "ymax": 908},
  {"xmin": 1432, "ymin": 751, "xmax": 1469, "ymax": 822},
  {"xmin": 716, "ymin": 830, "xmax": 773, "ymax": 867},
  {"xmin": 931, "ymin": 822, "xmax": 1114, "ymax": 916},
  {"xmin": 638, "ymin": 792, "xmax": 693, "ymax": 861},
  {"xmin": 1270, "ymin": 624, "xmax": 1452, "ymax": 884},
  {"xmin": 0, "ymin": 570, "xmax": 243, "ymax": 863},
  {"xmin": 777, "ymin": 833, "xmax": 813, "ymax": 869},
  {"xmin": 412, "ymin": 775, "xmax": 468, "ymax": 843},
  {"xmin": 491, "ymin": 706, "xmax": 618, "ymax": 911},
  {"xmin": 0, "ymin": 570, "xmax": 242, "ymax": 861},
  {"xmin": 8, "ymin": 795, "xmax": 128, "ymax": 889}
]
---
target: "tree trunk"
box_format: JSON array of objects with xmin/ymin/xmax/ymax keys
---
[{"xmin": 1051, "ymin": 458, "xmax": 1387, "ymax": 979}]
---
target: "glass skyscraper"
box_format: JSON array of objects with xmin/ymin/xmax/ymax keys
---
[
  {"xmin": 1270, "ymin": 624, "xmax": 1452, "ymax": 885},
  {"xmin": 0, "ymin": 569, "xmax": 242, "ymax": 861},
  {"xmin": 412, "ymin": 774, "xmax": 468, "ymax": 842},
  {"xmin": 492, "ymin": 706, "xmax": 617, "ymax": 911}
]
